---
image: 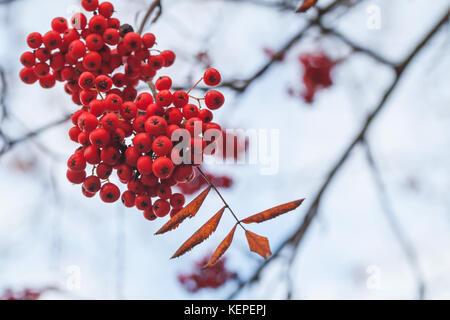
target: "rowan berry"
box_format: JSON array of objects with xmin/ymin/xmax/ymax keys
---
[
  {"xmin": 155, "ymin": 76, "xmax": 172, "ymax": 91},
  {"xmin": 78, "ymin": 112, "xmax": 98, "ymax": 132},
  {"xmin": 164, "ymin": 107, "xmax": 183, "ymax": 125},
  {"xmin": 161, "ymin": 50, "xmax": 176, "ymax": 67},
  {"xmin": 86, "ymin": 33, "xmax": 104, "ymax": 51},
  {"xmin": 82, "ymin": 0, "xmax": 98, "ymax": 11},
  {"xmin": 185, "ymin": 117, "xmax": 203, "ymax": 136},
  {"xmin": 100, "ymin": 183, "xmax": 120, "ymax": 203},
  {"xmin": 141, "ymin": 173, "xmax": 158, "ymax": 187},
  {"xmin": 170, "ymin": 193, "xmax": 186, "ymax": 209},
  {"xmin": 67, "ymin": 169, "xmax": 87, "ymax": 184},
  {"xmin": 39, "ymin": 74, "xmax": 56, "ymax": 89},
  {"xmin": 143, "ymin": 209, "xmax": 157, "ymax": 221},
  {"xmin": 108, "ymin": 18, "xmax": 120, "ymax": 29},
  {"xmin": 51, "ymin": 17, "xmax": 68, "ymax": 34},
  {"xmin": 152, "ymin": 135, "xmax": 173, "ymax": 156},
  {"xmin": 146, "ymin": 103, "xmax": 164, "ymax": 117},
  {"xmin": 137, "ymin": 156, "xmax": 153, "ymax": 175},
  {"xmin": 103, "ymin": 28, "xmax": 120, "ymax": 45},
  {"xmin": 77, "ymin": 131, "xmax": 90, "ymax": 146},
  {"xmin": 96, "ymin": 162, "xmax": 112, "ymax": 179},
  {"xmin": 135, "ymin": 92, "xmax": 154, "ymax": 110},
  {"xmin": 120, "ymin": 101, "xmax": 137, "ymax": 120},
  {"xmin": 83, "ymin": 51, "xmax": 102, "ymax": 71},
  {"xmin": 100, "ymin": 113, "xmax": 120, "ymax": 131},
  {"xmin": 98, "ymin": 1, "xmax": 114, "ymax": 18},
  {"xmin": 133, "ymin": 133, "xmax": 152, "ymax": 154},
  {"xmin": 205, "ymin": 90, "xmax": 225, "ymax": 110},
  {"xmin": 203, "ymin": 68, "xmax": 221, "ymax": 86},
  {"xmin": 84, "ymin": 145, "xmax": 101, "ymax": 164},
  {"xmin": 68, "ymin": 153, "xmax": 87, "ymax": 172},
  {"xmin": 117, "ymin": 164, "xmax": 133, "ymax": 182},
  {"xmin": 157, "ymin": 183, "xmax": 172, "ymax": 200},
  {"xmin": 149, "ymin": 55, "xmax": 164, "ymax": 70},
  {"xmin": 104, "ymin": 93, "xmax": 122, "ymax": 111},
  {"xmin": 69, "ymin": 126, "xmax": 82, "ymax": 143},
  {"xmin": 145, "ymin": 116, "xmax": 167, "ymax": 136},
  {"xmin": 71, "ymin": 13, "xmax": 88, "ymax": 30},
  {"xmin": 182, "ymin": 104, "xmax": 199, "ymax": 119},
  {"xmin": 89, "ymin": 128, "xmax": 110, "ymax": 147},
  {"xmin": 34, "ymin": 63, "xmax": 50, "ymax": 78},
  {"xmin": 83, "ymin": 176, "xmax": 101, "ymax": 194},
  {"xmin": 172, "ymin": 91, "xmax": 189, "ymax": 108},
  {"xmin": 95, "ymin": 75, "xmax": 113, "ymax": 92},
  {"xmin": 153, "ymin": 199, "xmax": 170, "ymax": 218},
  {"xmin": 142, "ymin": 33, "xmax": 155, "ymax": 48},
  {"xmin": 152, "ymin": 157, "xmax": 174, "ymax": 179},
  {"xmin": 101, "ymin": 146, "xmax": 120, "ymax": 165},
  {"xmin": 132, "ymin": 115, "xmax": 147, "ymax": 133},
  {"xmin": 166, "ymin": 124, "xmax": 180, "ymax": 139},
  {"xmin": 89, "ymin": 99, "xmax": 106, "ymax": 117},
  {"xmin": 156, "ymin": 90, "xmax": 173, "ymax": 107},
  {"xmin": 27, "ymin": 32, "xmax": 43, "ymax": 49},
  {"xmin": 174, "ymin": 165, "xmax": 194, "ymax": 183},
  {"xmin": 50, "ymin": 52, "xmax": 65, "ymax": 71},
  {"xmin": 135, "ymin": 195, "xmax": 152, "ymax": 211},
  {"xmin": 78, "ymin": 71, "xmax": 95, "ymax": 89},
  {"xmin": 170, "ymin": 208, "xmax": 181, "ymax": 218},
  {"xmin": 122, "ymin": 190, "xmax": 136, "ymax": 208},
  {"xmin": 123, "ymin": 32, "xmax": 141, "ymax": 52},
  {"xmin": 43, "ymin": 31, "xmax": 61, "ymax": 50},
  {"xmin": 19, "ymin": 68, "xmax": 38, "ymax": 84},
  {"xmin": 125, "ymin": 146, "xmax": 140, "ymax": 167},
  {"xmin": 20, "ymin": 52, "xmax": 35, "ymax": 68},
  {"xmin": 79, "ymin": 89, "xmax": 97, "ymax": 105}
]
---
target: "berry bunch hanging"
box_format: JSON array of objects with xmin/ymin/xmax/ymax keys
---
[
  {"xmin": 20, "ymin": 0, "xmax": 306, "ymax": 267},
  {"xmin": 19, "ymin": 0, "xmax": 225, "ymax": 221}
]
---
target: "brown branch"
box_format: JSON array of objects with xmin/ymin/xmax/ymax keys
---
[
  {"xmin": 362, "ymin": 139, "xmax": 426, "ymax": 299},
  {"xmin": 137, "ymin": 0, "xmax": 162, "ymax": 35},
  {"xmin": 0, "ymin": 114, "xmax": 72, "ymax": 157},
  {"xmin": 227, "ymin": 9, "xmax": 449, "ymax": 299}
]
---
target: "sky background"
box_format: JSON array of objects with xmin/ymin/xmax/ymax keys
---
[{"xmin": 0, "ymin": 0, "xmax": 449, "ymax": 299}]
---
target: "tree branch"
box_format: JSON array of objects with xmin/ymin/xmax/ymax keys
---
[{"xmin": 227, "ymin": 9, "xmax": 449, "ymax": 299}]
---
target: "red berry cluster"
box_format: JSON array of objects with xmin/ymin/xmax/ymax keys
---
[
  {"xmin": 19, "ymin": 0, "xmax": 227, "ymax": 221},
  {"xmin": 178, "ymin": 255, "xmax": 237, "ymax": 293},
  {"xmin": 178, "ymin": 166, "xmax": 233, "ymax": 195},
  {"xmin": 1, "ymin": 287, "xmax": 55, "ymax": 300},
  {"xmin": 288, "ymin": 52, "xmax": 335, "ymax": 104}
]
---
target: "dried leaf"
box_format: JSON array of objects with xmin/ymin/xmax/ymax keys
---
[
  {"xmin": 155, "ymin": 186, "xmax": 211, "ymax": 235},
  {"xmin": 203, "ymin": 224, "xmax": 238, "ymax": 268},
  {"xmin": 296, "ymin": 0, "xmax": 318, "ymax": 13},
  {"xmin": 245, "ymin": 231, "xmax": 272, "ymax": 259},
  {"xmin": 241, "ymin": 199, "xmax": 305, "ymax": 224},
  {"xmin": 171, "ymin": 207, "xmax": 226, "ymax": 259}
]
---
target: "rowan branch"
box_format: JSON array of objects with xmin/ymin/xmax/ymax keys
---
[{"xmin": 137, "ymin": 0, "xmax": 162, "ymax": 35}]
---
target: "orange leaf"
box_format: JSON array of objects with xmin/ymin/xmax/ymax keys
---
[
  {"xmin": 296, "ymin": 0, "xmax": 318, "ymax": 13},
  {"xmin": 245, "ymin": 230, "xmax": 272, "ymax": 259},
  {"xmin": 203, "ymin": 224, "xmax": 238, "ymax": 268},
  {"xmin": 171, "ymin": 207, "xmax": 226, "ymax": 259},
  {"xmin": 241, "ymin": 199, "xmax": 305, "ymax": 224},
  {"xmin": 155, "ymin": 186, "xmax": 211, "ymax": 235}
]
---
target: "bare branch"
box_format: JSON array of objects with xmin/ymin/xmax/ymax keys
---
[{"xmin": 137, "ymin": 0, "xmax": 162, "ymax": 35}]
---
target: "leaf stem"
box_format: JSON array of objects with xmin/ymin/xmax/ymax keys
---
[
  {"xmin": 196, "ymin": 167, "xmax": 247, "ymax": 231},
  {"xmin": 187, "ymin": 77, "xmax": 204, "ymax": 95}
]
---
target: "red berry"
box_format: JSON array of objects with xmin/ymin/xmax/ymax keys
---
[
  {"xmin": 198, "ymin": 109, "xmax": 213, "ymax": 123},
  {"xmin": 125, "ymin": 146, "xmax": 140, "ymax": 167},
  {"xmin": 19, "ymin": 68, "xmax": 38, "ymax": 84},
  {"xmin": 78, "ymin": 112, "xmax": 98, "ymax": 132},
  {"xmin": 78, "ymin": 71, "xmax": 95, "ymax": 89},
  {"xmin": 172, "ymin": 91, "xmax": 189, "ymax": 108},
  {"xmin": 135, "ymin": 195, "xmax": 152, "ymax": 211},
  {"xmin": 156, "ymin": 90, "xmax": 173, "ymax": 107},
  {"xmin": 27, "ymin": 32, "xmax": 43, "ymax": 49},
  {"xmin": 157, "ymin": 183, "xmax": 172, "ymax": 200},
  {"xmin": 152, "ymin": 199, "xmax": 170, "ymax": 218},
  {"xmin": 146, "ymin": 103, "xmax": 164, "ymax": 117},
  {"xmin": 95, "ymin": 75, "xmax": 113, "ymax": 92},
  {"xmin": 71, "ymin": 13, "xmax": 88, "ymax": 30},
  {"xmin": 84, "ymin": 145, "xmax": 101, "ymax": 164},
  {"xmin": 100, "ymin": 183, "xmax": 120, "ymax": 203},
  {"xmin": 155, "ymin": 76, "xmax": 172, "ymax": 91},
  {"xmin": 51, "ymin": 17, "xmax": 68, "ymax": 34},
  {"xmin": 100, "ymin": 113, "xmax": 120, "ymax": 131},
  {"xmin": 137, "ymin": 156, "xmax": 153, "ymax": 175},
  {"xmin": 185, "ymin": 117, "xmax": 203, "ymax": 136},
  {"xmin": 120, "ymin": 102, "xmax": 137, "ymax": 120},
  {"xmin": 205, "ymin": 90, "xmax": 225, "ymax": 110},
  {"xmin": 161, "ymin": 50, "xmax": 176, "ymax": 67},
  {"xmin": 89, "ymin": 99, "xmax": 106, "ymax": 117},
  {"xmin": 152, "ymin": 157, "xmax": 174, "ymax": 179},
  {"xmin": 89, "ymin": 15, "xmax": 108, "ymax": 34},
  {"xmin": 152, "ymin": 136, "xmax": 173, "ymax": 156},
  {"xmin": 39, "ymin": 74, "xmax": 56, "ymax": 89},
  {"xmin": 34, "ymin": 63, "xmax": 50, "ymax": 78},
  {"xmin": 149, "ymin": 55, "xmax": 164, "ymax": 70},
  {"xmin": 203, "ymin": 68, "xmax": 222, "ymax": 86},
  {"xmin": 89, "ymin": 128, "xmax": 111, "ymax": 147},
  {"xmin": 43, "ymin": 31, "xmax": 61, "ymax": 50},
  {"xmin": 86, "ymin": 33, "xmax": 104, "ymax": 51},
  {"xmin": 117, "ymin": 164, "xmax": 133, "ymax": 182},
  {"xmin": 67, "ymin": 153, "xmax": 86, "ymax": 172},
  {"xmin": 135, "ymin": 92, "xmax": 154, "ymax": 110},
  {"xmin": 97, "ymin": 163, "xmax": 112, "ymax": 179},
  {"xmin": 83, "ymin": 52, "xmax": 102, "ymax": 71},
  {"xmin": 123, "ymin": 32, "xmax": 141, "ymax": 52},
  {"xmin": 20, "ymin": 52, "xmax": 35, "ymax": 68},
  {"xmin": 174, "ymin": 165, "xmax": 194, "ymax": 183},
  {"xmin": 98, "ymin": 2, "xmax": 114, "ymax": 18},
  {"xmin": 101, "ymin": 146, "xmax": 120, "ymax": 165},
  {"xmin": 104, "ymin": 93, "xmax": 122, "ymax": 112},
  {"xmin": 122, "ymin": 191, "xmax": 136, "ymax": 208},
  {"xmin": 67, "ymin": 169, "xmax": 87, "ymax": 184},
  {"xmin": 143, "ymin": 209, "xmax": 157, "ymax": 221},
  {"xmin": 142, "ymin": 33, "xmax": 155, "ymax": 48},
  {"xmin": 182, "ymin": 104, "xmax": 199, "ymax": 119},
  {"xmin": 145, "ymin": 116, "xmax": 167, "ymax": 136},
  {"xmin": 83, "ymin": 176, "xmax": 101, "ymax": 194},
  {"xmin": 170, "ymin": 193, "xmax": 186, "ymax": 209},
  {"xmin": 103, "ymin": 28, "xmax": 120, "ymax": 45},
  {"xmin": 133, "ymin": 133, "xmax": 152, "ymax": 153}
]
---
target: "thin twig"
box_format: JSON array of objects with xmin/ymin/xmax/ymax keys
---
[
  {"xmin": 137, "ymin": 0, "xmax": 162, "ymax": 35},
  {"xmin": 362, "ymin": 139, "xmax": 426, "ymax": 299},
  {"xmin": 196, "ymin": 167, "xmax": 247, "ymax": 231}
]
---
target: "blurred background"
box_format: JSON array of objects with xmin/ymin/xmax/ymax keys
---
[{"xmin": 0, "ymin": 0, "xmax": 449, "ymax": 300}]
